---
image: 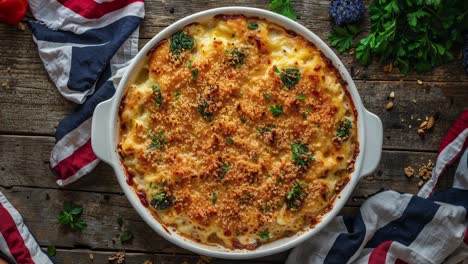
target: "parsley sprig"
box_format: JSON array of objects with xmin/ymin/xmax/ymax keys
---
[
  {"xmin": 170, "ymin": 31, "xmax": 194, "ymax": 56},
  {"xmin": 328, "ymin": 25, "xmax": 363, "ymax": 53},
  {"xmin": 336, "ymin": 118, "xmax": 352, "ymax": 138},
  {"xmin": 286, "ymin": 181, "xmax": 305, "ymax": 210},
  {"xmin": 269, "ymin": 0, "xmax": 298, "ymax": 20},
  {"xmin": 58, "ymin": 201, "xmax": 87, "ymax": 231},
  {"xmin": 274, "ymin": 67, "xmax": 301, "ymax": 89},
  {"xmin": 291, "ymin": 143, "xmax": 313, "ymax": 167},
  {"xmin": 148, "ymin": 131, "xmax": 167, "ymax": 150}
]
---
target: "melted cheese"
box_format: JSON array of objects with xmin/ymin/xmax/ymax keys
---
[{"xmin": 118, "ymin": 15, "xmax": 358, "ymax": 250}]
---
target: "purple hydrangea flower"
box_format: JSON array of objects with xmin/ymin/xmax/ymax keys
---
[{"xmin": 330, "ymin": 0, "xmax": 366, "ymax": 25}]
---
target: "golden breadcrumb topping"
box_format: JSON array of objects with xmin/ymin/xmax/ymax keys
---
[{"xmin": 118, "ymin": 15, "xmax": 358, "ymax": 250}]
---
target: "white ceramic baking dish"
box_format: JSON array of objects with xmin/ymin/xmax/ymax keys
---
[{"xmin": 91, "ymin": 6, "xmax": 383, "ymax": 259}]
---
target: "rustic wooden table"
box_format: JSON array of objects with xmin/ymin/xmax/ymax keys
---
[{"xmin": 0, "ymin": 1, "xmax": 467, "ymax": 263}]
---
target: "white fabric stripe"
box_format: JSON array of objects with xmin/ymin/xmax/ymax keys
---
[
  {"xmin": 56, "ymin": 158, "xmax": 100, "ymax": 186},
  {"xmin": 419, "ymin": 129, "xmax": 468, "ymax": 198},
  {"xmin": 50, "ymin": 118, "xmax": 92, "ymax": 167},
  {"xmin": 444, "ymin": 242, "xmax": 468, "ymax": 264},
  {"xmin": 0, "ymin": 233, "xmax": 15, "ymax": 264},
  {"xmin": 0, "ymin": 192, "xmax": 52, "ymax": 264},
  {"xmin": 346, "ymin": 191, "xmax": 413, "ymax": 263},
  {"xmin": 286, "ymin": 217, "xmax": 348, "ymax": 263},
  {"xmin": 350, "ymin": 248, "xmax": 371, "ymax": 264},
  {"xmin": 453, "ymin": 149, "xmax": 468, "ymax": 190},
  {"xmin": 404, "ymin": 202, "xmax": 467, "ymax": 264},
  {"xmin": 29, "ymin": 0, "xmax": 144, "ymax": 34}
]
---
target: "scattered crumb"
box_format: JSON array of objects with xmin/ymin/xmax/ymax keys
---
[
  {"xmin": 17, "ymin": 22, "xmax": 26, "ymax": 31},
  {"xmin": 108, "ymin": 251, "xmax": 125, "ymax": 264},
  {"xmin": 89, "ymin": 253, "xmax": 94, "ymax": 261},
  {"xmin": 388, "ymin": 91, "xmax": 395, "ymax": 99},
  {"xmin": 404, "ymin": 166, "xmax": 414, "ymax": 177},
  {"xmin": 418, "ymin": 180, "xmax": 424, "ymax": 187},
  {"xmin": 348, "ymin": 48, "xmax": 355, "ymax": 55},
  {"xmin": 354, "ymin": 69, "xmax": 360, "ymax": 76},
  {"xmin": 386, "ymin": 101, "xmax": 394, "ymax": 110},
  {"xmin": 383, "ymin": 63, "xmax": 393, "ymax": 73},
  {"xmin": 417, "ymin": 80, "xmax": 423, "ymax": 85},
  {"xmin": 1, "ymin": 82, "xmax": 9, "ymax": 89},
  {"xmin": 418, "ymin": 128, "xmax": 425, "ymax": 137},
  {"xmin": 197, "ymin": 255, "xmax": 212, "ymax": 264},
  {"xmin": 412, "ymin": 99, "xmax": 417, "ymax": 104},
  {"xmin": 143, "ymin": 260, "xmax": 153, "ymax": 264},
  {"xmin": 408, "ymin": 125, "xmax": 412, "ymax": 128},
  {"xmin": 417, "ymin": 115, "xmax": 436, "ymax": 137}
]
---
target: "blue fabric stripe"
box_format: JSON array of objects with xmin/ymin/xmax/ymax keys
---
[
  {"xmin": 29, "ymin": 16, "xmax": 142, "ymax": 44},
  {"xmin": 365, "ymin": 195, "xmax": 440, "ymax": 248},
  {"xmin": 55, "ymin": 65, "xmax": 115, "ymax": 141},
  {"xmin": 324, "ymin": 211, "xmax": 366, "ymax": 264},
  {"xmin": 429, "ymin": 188, "xmax": 468, "ymax": 212}
]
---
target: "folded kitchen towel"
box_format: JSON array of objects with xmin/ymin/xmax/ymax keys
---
[
  {"xmin": 28, "ymin": 0, "xmax": 145, "ymax": 186},
  {"xmin": 287, "ymin": 110, "xmax": 468, "ymax": 264}
]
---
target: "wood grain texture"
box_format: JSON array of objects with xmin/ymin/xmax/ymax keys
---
[{"xmin": 0, "ymin": 135, "xmax": 448, "ymax": 198}]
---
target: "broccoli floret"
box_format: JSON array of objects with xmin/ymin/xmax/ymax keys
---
[{"xmin": 329, "ymin": 0, "xmax": 366, "ymax": 26}]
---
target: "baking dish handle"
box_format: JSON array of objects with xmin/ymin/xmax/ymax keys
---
[
  {"xmin": 360, "ymin": 109, "xmax": 383, "ymax": 177},
  {"xmin": 91, "ymin": 99, "xmax": 113, "ymax": 164}
]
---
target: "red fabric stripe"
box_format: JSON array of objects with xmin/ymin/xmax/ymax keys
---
[
  {"xmin": 52, "ymin": 140, "xmax": 97, "ymax": 181},
  {"xmin": 0, "ymin": 204, "xmax": 34, "ymax": 264},
  {"xmin": 57, "ymin": 0, "xmax": 143, "ymax": 19},
  {"xmin": 438, "ymin": 110, "xmax": 468, "ymax": 155},
  {"xmin": 368, "ymin": 241, "xmax": 392, "ymax": 264}
]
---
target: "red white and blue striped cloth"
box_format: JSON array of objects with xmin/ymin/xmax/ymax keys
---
[
  {"xmin": 28, "ymin": 0, "xmax": 144, "ymax": 186},
  {"xmin": 287, "ymin": 111, "xmax": 468, "ymax": 264}
]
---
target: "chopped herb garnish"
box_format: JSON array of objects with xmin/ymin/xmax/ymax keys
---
[
  {"xmin": 148, "ymin": 131, "xmax": 167, "ymax": 150},
  {"xmin": 248, "ymin": 23, "xmax": 259, "ymax": 30},
  {"xmin": 231, "ymin": 33, "xmax": 236, "ymax": 38},
  {"xmin": 58, "ymin": 201, "xmax": 87, "ymax": 232},
  {"xmin": 256, "ymin": 125, "xmax": 275, "ymax": 134},
  {"xmin": 286, "ymin": 181, "xmax": 305, "ymax": 210},
  {"xmin": 211, "ymin": 192, "xmax": 218, "ymax": 204},
  {"xmin": 296, "ymin": 95, "xmax": 306, "ymax": 100},
  {"xmin": 119, "ymin": 230, "xmax": 134, "ymax": 244},
  {"xmin": 152, "ymin": 85, "xmax": 163, "ymax": 107},
  {"xmin": 275, "ymin": 68, "xmax": 301, "ymax": 89},
  {"xmin": 242, "ymin": 194, "xmax": 251, "ymax": 200},
  {"xmin": 239, "ymin": 92, "xmax": 244, "ymax": 97},
  {"xmin": 188, "ymin": 60, "xmax": 193, "ymax": 69},
  {"xmin": 198, "ymin": 101, "xmax": 213, "ymax": 121},
  {"xmin": 229, "ymin": 48, "xmax": 245, "ymax": 67},
  {"xmin": 336, "ymin": 118, "xmax": 352, "ymax": 138},
  {"xmin": 291, "ymin": 143, "xmax": 313, "ymax": 167},
  {"xmin": 240, "ymin": 116, "xmax": 247, "ymax": 124},
  {"xmin": 302, "ymin": 113, "xmax": 307, "ymax": 120},
  {"xmin": 258, "ymin": 230, "xmax": 270, "ymax": 240},
  {"xmin": 226, "ymin": 137, "xmax": 234, "ymax": 144},
  {"xmin": 170, "ymin": 31, "xmax": 194, "ymax": 56},
  {"xmin": 219, "ymin": 164, "xmax": 230, "ymax": 179},
  {"xmin": 263, "ymin": 205, "xmax": 270, "ymax": 214},
  {"xmin": 192, "ymin": 68, "xmax": 199, "ymax": 79},
  {"xmin": 263, "ymin": 93, "xmax": 271, "ymax": 99},
  {"xmin": 175, "ymin": 93, "xmax": 181, "ymax": 99},
  {"xmin": 276, "ymin": 178, "xmax": 282, "ymax": 185},
  {"xmin": 47, "ymin": 245, "xmax": 56, "ymax": 257},
  {"xmin": 269, "ymin": 105, "xmax": 283, "ymax": 117},
  {"xmin": 150, "ymin": 192, "xmax": 173, "ymax": 210}
]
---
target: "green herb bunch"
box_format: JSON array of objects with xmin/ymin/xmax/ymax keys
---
[{"xmin": 330, "ymin": 0, "xmax": 468, "ymax": 74}]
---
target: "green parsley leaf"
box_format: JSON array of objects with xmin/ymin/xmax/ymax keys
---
[
  {"xmin": 192, "ymin": 68, "xmax": 199, "ymax": 79},
  {"xmin": 211, "ymin": 192, "xmax": 218, "ymax": 204},
  {"xmin": 291, "ymin": 143, "xmax": 313, "ymax": 167},
  {"xmin": 152, "ymin": 85, "xmax": 163, "ymax": 107},
  {"xmin": 240, "ymin": 116, "xmax": 247, "ymax": 124},
  {"xmin": 275, "ymin": 68, "xmax": 301, "ymax": 89},
  {"xmin": 248, "ymin": 22, "xmax": 259, "ymax": 30},
  {"xmin": 175, "ymin": 93, "xmax": 181, "ymax": 99},
  {"xmin": 296, "ymin": 95, "xmax": 306, "ymax": 100},
  {"xmin": 197, "ymin": 101, "xmax": 213, "ymax": 121},
  {"xmin": 58, "ymin": 201, "xmax": 87, "ymax": 232},
  {"xmin": 269, "ymin": 0, "xmax": 297, "ymax": 20},
  {"xmin": 336, "ymin": 118, "xmax": 352, "ymax": 138},
  {"xmin": 226, "ymin": 137, "xmax": 234, "ymax": 144},
  {"xmin": 119, "ymin": 230, "xmax": 134, "ymax": 244},
  {"xmin": 286, "ymin": 181, "xmax": 305, "ymax": 210},
  {"xmin": 47, "ymin": 245, "xmax": 56, "ymax": 257},
  {"xmin": 148, "ymin": 131, "xmax": 167, "ymax": 150},
  {"xmin": 188, "ymin": 60, "xmax": 193, "ymax": 69},
  {"xmin": 219, "ymin": 164, "xmax": 231, "ymax": 179},
  {"xmin": 151, "ymin": 192, "xmax": 173, "ymax": 210},
  {"xmin": 228, "ymin": 48, "xmax": 245, "ymax": 67},
  {"xmin": 258, "ymin": 230, "xmax": 270, "ymax": 240},
  {"xmin": 170, "ymin": 31, "xmax": 194, "ymax": 56},
  {"xmin": 263, "ymin": 93, "xmax": 271, "ymax": 99},
  {"xmin": 117, "ymin": 216, "xmax": 123, "ymax": 227},
  {"xmin": 269, "ymin": 105, "xmax": 283, "ymax": 117},
  {"xmin": 328, "ymin": 25, "xmax": 363, "ymax": 53}
]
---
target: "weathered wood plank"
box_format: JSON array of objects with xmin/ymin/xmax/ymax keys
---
[
  {"xmin": 0, "ymin": 135, "xmax": 453, "ymax": 197},
  {"xmin": 47, "ymin": 249, "xmax": 280, "ymax": 264},
  {"xmin": 1, "ymin": 186, "xmax": 287, "ymax": 262}
]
